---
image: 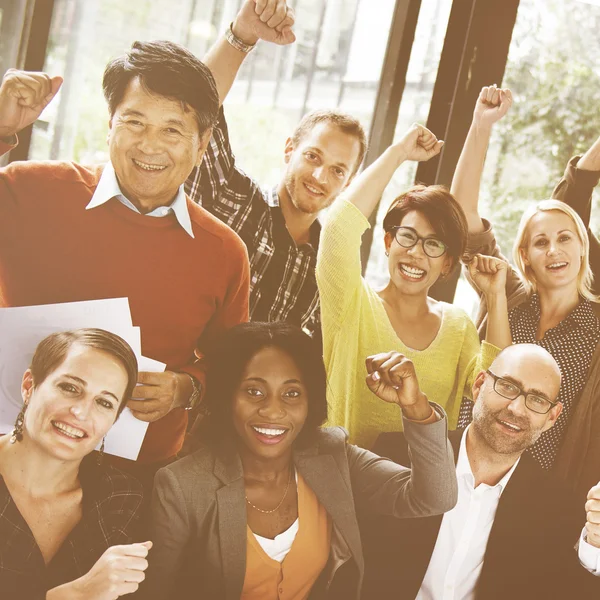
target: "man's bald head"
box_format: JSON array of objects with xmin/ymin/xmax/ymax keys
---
[
  {"xmin": 471, "ymin": 343, "xmax": 563, "ymax": 457},
  {"xmin": 490, "ymin": 344, "xmax": 561, "ymax": 403}
]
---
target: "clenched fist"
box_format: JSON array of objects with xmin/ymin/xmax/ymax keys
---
[
  {"xmin": 233, "ymin": 0, "xmax": 296, "ymax": 46},
  {"xmin": 473, "ymin": 85, "xmax": 512, "ymax": 130},
  {"xmin": 585, "ymin": 482, "xmax": 600, "ymax": 549},
  {"xmin": 468, "ymin": 254, "xmax": 509, "ymax": 297},
  {"xmin": 395, "ymin": 123, "xmax": 444, "ymax": 164},
  {"xmin": 0, "ymin": 69, "xmax": 63, "ymax": 139},
  {"xmin": 365, "ymin": 352, "xmax": 432, "ymax": 421}
]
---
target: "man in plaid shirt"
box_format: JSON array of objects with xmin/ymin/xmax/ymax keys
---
[{"xmin": 186, "ymin": 0, "xmax": 367, "ymax": 337}]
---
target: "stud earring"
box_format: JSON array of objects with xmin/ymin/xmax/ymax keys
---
[
  {"xmin": 97, "ymin": 437, "xmax": 106, "ymax": 465},
  {"xmin": 385, "ymin": 251, "xmax": 389, "ymax": 257},
  {"xmin": 9, "ymin": 404, "xmax": 27, "ymax": 444}
]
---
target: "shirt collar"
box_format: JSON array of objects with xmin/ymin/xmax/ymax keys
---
[
  {"xmin": 86, "ymin": 162, "xmax": 195, "ymax": 238},
  {"xmin": 457, "ymin": 425, "xmax": 521, "ymax": 495},
  {"xmin": 267, "ymin": 186, "xmax": 322, "ymax": 249}
]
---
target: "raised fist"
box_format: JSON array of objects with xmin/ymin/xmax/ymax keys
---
[
  {"xmin": 365, "ymin": 352, "xmax": 431, "ymax": 420},
  {"xmin": 473, "ymin": 85, "xmax": 512, "ymax": 129},
  {"xmin": 233, "ymin": 0, "xmax": 296, "ymax": 46},
  {"xmin": 0, "ymin": 69, "xmax": 62, "ymax": 139},
  {"xmin": 395, "ymin": 123, "xmax": 444, "ymax": 164},
  {"xmin": 468, "ymin": 254, "xmax": 509, "ymax": 297}
]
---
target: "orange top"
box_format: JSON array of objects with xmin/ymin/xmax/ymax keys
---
[{"xmin": 242, "ymin": 473, "xmax": 331, "ymax": 600}]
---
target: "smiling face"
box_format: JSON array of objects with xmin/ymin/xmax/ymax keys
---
[
  {"xmin": 520, "ymin": 210, "xmax": 583, "ymax": 294},
  {"xmin": 21, "ymin": 344, "xmax": 128, "ymax": 463},
  {"xmin": 108, "ymin": 77, "xmax": 211, "ymax": 213},
  {"xmin": 471, "ymin": 346, "xmax": 562, "ymax": 456},
  {"xmin": 282, "ymin": 122, "xmax": 361, "ymax": 215},
  {"xmin": 385, "ymin": 210, "xmax": 452, "ymax": 296},
  {"xmin": 232, "ymin": 346, "xmax": 309, "ymax": 462}
]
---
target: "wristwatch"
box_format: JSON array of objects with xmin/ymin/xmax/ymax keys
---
[
  {"xmin": 225, "ymin": 22, "xmax": 256, "ymax": 54},
  {"xmin": 183, "ymin": 374, "xmax": 202, "ymax": 411}
]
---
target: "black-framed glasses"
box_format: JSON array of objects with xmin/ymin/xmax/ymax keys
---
[
  {"xmin": 391, "ymin": 226, "xmax": 447, "ymax": 258},
  {"xmin": 486, "ymin": 370, "xmax": 558, "ymax": 415}
]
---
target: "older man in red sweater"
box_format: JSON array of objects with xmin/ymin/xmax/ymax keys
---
[{"xmin": 0, "ymin": 41, "xmax": 250, "ymax": 467}]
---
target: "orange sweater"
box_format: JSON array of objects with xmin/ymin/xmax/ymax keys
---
[
  {"xmin": 0, "ymin": 146, "xmax": 250, "ymax": 463},
  {"xmin": 242, "ymin": 474, "xmax": 331, "ymax": 600}
]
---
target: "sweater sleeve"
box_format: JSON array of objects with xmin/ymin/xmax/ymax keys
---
[
  {"xmin": 346, "ymin": 405, "xmax": 457, "ymax": 518},
  {"xmin": 552, "ymin": 156, "xmax": 600, "ymax": 293},
  {"xmin": 316, "ymin": 198, "xmax": 371, "ymax": 332}
]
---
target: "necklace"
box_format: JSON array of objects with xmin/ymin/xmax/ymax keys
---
[{"xmin": 245, "ymin": 468, "xmax": 293, "ymax": 514}]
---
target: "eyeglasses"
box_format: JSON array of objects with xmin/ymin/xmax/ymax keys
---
[
  {"xmin": 486, "ymin": 370, "xmax": 558, "ymax": 415},
  {"xmin": 390, "ymin": 226, "xmax": 447, "ymax": 258}
]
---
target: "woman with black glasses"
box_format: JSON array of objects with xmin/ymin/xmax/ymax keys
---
[{"xmin": 316, "ymin": 124, "xmax": 511, "ymax": 449}]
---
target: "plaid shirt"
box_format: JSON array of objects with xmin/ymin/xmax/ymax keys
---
[
  {"xmin": 185, "ymin": 109, "xmax": 321, "ymax": 337},
  {"xmin": 0, "ymin": 455, "xmax": 143, "ymax": 598}
]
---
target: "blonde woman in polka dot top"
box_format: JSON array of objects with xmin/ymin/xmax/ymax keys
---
[{"xmin": 452, "ymin": 85, "xmax": 600, "ymax": 502}]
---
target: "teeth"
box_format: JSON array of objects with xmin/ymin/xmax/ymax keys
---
[
  {"xmin": 253, "ymin": 426, "xmax": 286, "ymax": 437},
  {"xmin": 304, "ymin": 183, "xmax": 323, "ymax": 195},
  {"xmin": 400, "ymin": 264, "xmax": 426, "ymax": 279},
  {"xmin": 547, "ymin": 262, "xmax": 567, "ymax": 269},
  {"xmin": 500, "ymin": 420, "xmax": 521, "ymax": 432},
  {"xmin": 133, "ymin": 159, "xmax": 167, "ymax": 171},
  {"xmin": 52, "ymin": 421, "xmax": 86, "ymax": 438}
]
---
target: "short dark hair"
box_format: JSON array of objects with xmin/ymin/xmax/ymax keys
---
[
  {"xmin": 382, "ymin": 184, "xmax": 468, "ymax": 268},
  {"xmin": 102, "ymin": 40, "xmax": 219, "ymax": 134},
  {"xmin": 30, "ymin": 328, "xmax": 138, "ymax": 418},
  {"xmin": 291, "ymin": 110, "xmax": 367, "ymax": 177},
  {"xmin": 197, "ymin": 322, "xmax": 328, "ymax": 450}
]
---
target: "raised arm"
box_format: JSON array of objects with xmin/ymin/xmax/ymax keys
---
[
  {"xmin": 346, "ymin": 352, "xmax": 457, "ymax": 517},
  {"xmin": 0, "ymin": 68, "xmax": 62, "ymax": 147},
  {"xmin": 204, "ymin": 0, "xmax": 295, "ymax": 106},
  {"xmin": 344, "ymin": 124, "xmax": 443, "ymax": 220},
  {"xmin": 552, "ymin": 135, "xmax": 600, "ymax": 290},
  {"xmin": 450, "ymin": 85, "xmax": 513, "ymax": 233}
]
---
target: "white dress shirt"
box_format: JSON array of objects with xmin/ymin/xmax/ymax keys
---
[
  {"xmin": 417, "ymin": 427, "xmax": 600, "ymax": 599},
  {"xmin": 416, "ymin": 426, "xmax": 520, "ymax": 600},
  {"xmin": 86, "ymin": 162, "xmax": 195, "ymax": 238}
]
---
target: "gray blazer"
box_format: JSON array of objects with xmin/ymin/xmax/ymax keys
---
[{"xmin": 144, "ymin": 409, "xmax": 457, "ymax": 600}]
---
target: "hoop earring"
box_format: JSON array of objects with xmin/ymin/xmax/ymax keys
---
[
  {"xmin": 97, "ymin": 437, "xmax": 106, "ymax": 465},
  {"xmin": 10, "ymin": 405, "xmax": 26, "ymax": 444}
]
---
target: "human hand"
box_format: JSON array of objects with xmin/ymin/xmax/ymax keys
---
[
  {"xmin": 71, "ymin": 542, "xmax": 152, "ymax": 600},
  {"xmin": 365, "ymin": 352, "xmax": 431, "ymax": 420},
  {"xmin": 233, "ymin": 0, "xmax": 296, "ymax": 46},
  {"xmin": 0, "ymin": 69, "xmax": 62, "ymax": 139},
  {"xmin": 585, "ymin": 482, "xmax": 600, "ymax": 549},
  {"xmin": 395, "ymin": 123, "xmax": 444, "ymax": 164},
  {"xmin": 473, "ymin": 85, "xmax": 512, "ymax": 129},
  {"xmin": 468, "ymin": 254, "xmax": 508, "ymax": 297},
  {"xmin": 127, "ymin": 371, "xmax": 193, "ymax": 422}
]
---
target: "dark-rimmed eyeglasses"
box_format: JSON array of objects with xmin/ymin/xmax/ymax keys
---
[
  {"xmin": 486, "ymin": 369, "xmax": 558, "ymax": 415},
  {"xmin": 390, "ymin": 226, "xmax": 447, "ymax": 258}
]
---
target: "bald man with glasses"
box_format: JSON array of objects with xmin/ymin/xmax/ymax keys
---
[{"xmin": 360, "ymin": 343, "xmax": 600, "ymax": 600}]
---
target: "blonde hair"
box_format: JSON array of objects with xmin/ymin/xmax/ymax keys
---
[{"xmin": 513, "ymin": 199, "xmax": 598, "ymax": 303}]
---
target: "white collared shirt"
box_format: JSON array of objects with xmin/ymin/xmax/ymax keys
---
[
  {"xmin": 86, "ymin": 162, "xmax": 195, "ymax": 238},
  {"xmin": 417, "ymin": 426, "xmax": 521, "ymax": 600},
  {"xmin": 417, "ymin": 427, "xmax": 600, "ymax": 599}
]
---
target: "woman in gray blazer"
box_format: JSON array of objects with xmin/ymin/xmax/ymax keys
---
[{"xmin": 144, "ymin": 322, "xmax": 457, "ymax": 600}]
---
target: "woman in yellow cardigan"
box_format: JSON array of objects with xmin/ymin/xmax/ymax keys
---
[{"xmin": 317, "ymin": 124, "xmax": 510, "ymax": 448}]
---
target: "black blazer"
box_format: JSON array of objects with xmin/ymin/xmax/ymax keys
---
[{"xmin": 359, "ymin": 430, "xmax": 599, "ymax": 600}]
